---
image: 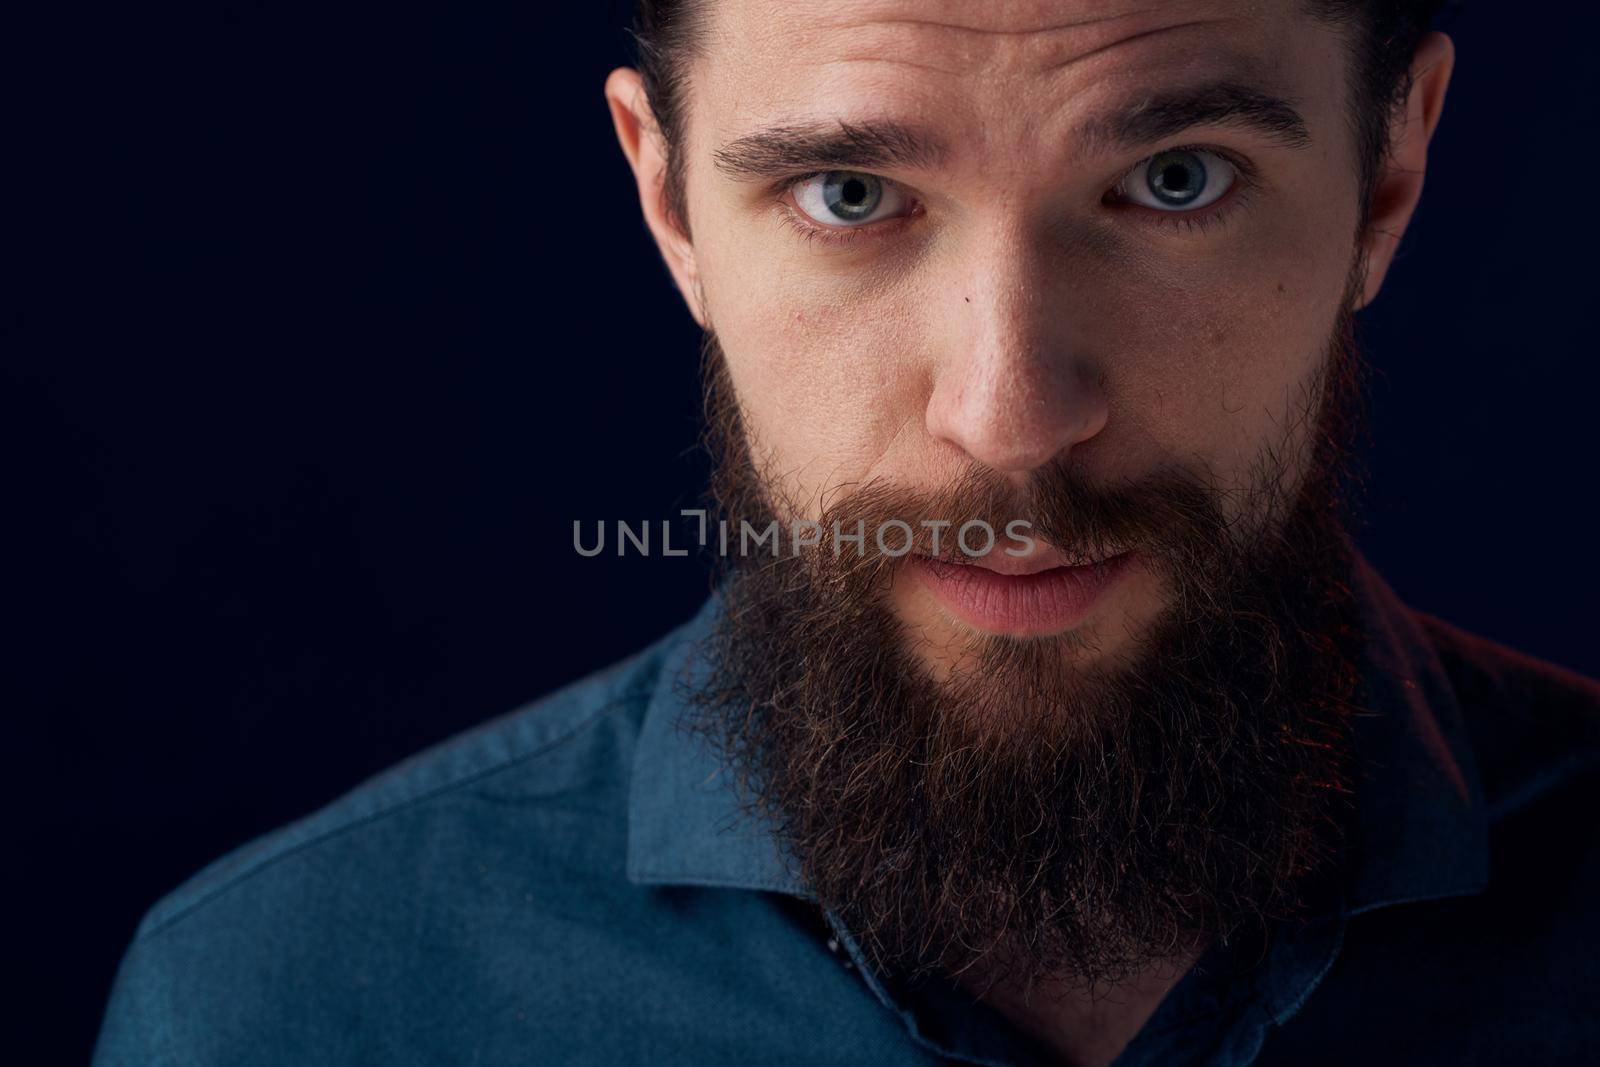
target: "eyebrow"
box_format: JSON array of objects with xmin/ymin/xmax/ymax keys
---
[
  {"xmin": 712, "ymin": 120, "xmax": 948, "ymax": 181},
  {"xmin": 711, "ymin": 80, "xmax": 1312, "ymax": 183},
  {"xmin": 1075, "ymin": 81, "xmax": 1312, "ymax": 157}
]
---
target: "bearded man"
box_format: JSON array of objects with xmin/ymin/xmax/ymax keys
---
[{"xmin": 96, "ymin": 3, "xmax": 1600, "ymax": 1066}]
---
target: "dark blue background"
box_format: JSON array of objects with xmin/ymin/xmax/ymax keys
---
[{"xmin": 7, "ymin": 2, "xmax": 1595, "ymax": 1061}]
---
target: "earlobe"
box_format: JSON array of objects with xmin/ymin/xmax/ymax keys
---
[
  {"xmin": 1355, "ymin": 31, "xmax": 1455, "ymax": 311},
  {"xmin": 604, "ymin": 67, "xmax": 706, "ymax": 328}
]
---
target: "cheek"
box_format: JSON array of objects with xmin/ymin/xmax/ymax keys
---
[
  {"xmin": 1091, "ymin": 226, "xmax": 1350, "ymax": 493},
  {"xmin": 699, "ymin": 247, "xmax": 927, "ymax": 512}
]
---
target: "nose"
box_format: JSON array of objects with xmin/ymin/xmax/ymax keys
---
[{"xmin": 924, "ymin": 237, "xmax": 1109, "ymax": 475}]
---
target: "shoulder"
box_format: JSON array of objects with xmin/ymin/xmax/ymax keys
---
[
  {"xmin": 1232, "ymin": 609, "xmax": 1600, "ymax": 1065},
  {"xmin": 1415, "ymin": 610, "xmax": 1600, "ymax": 821},
  {"xmin": 93, "ymin": 616, "xmax": 694, "ymax": 1064},
  {"xmin": 144, "ymin": 636, "xmax": 670, "ymax": 937},
  {"xmin": 1366, "ymin": 611, "xmax": 1600, "ymax": 1042}
]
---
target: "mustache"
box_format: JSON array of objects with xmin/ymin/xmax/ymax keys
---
[{"xmin": 734, "ymin": 453, "xmax": 1232, "ymax": 579}]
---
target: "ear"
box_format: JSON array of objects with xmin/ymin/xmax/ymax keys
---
[
  {"xmin": 1354, "ymin": 31, "xmax": 1455, "ymax": 310},
  {"xmin": 605, "ymin": 67, "xmax": 706, "ymax": 327}
]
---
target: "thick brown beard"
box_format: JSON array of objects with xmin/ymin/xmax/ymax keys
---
[{"xmin": 685, "ymin": 307, "xmax": 1372, "ymax": 995}]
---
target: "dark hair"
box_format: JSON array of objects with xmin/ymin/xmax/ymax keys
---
[{"xmin": 629, "ymin": 0, "xmax": 1449, "ymax": 237}]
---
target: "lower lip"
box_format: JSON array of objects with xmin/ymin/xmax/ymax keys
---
[{"xmin": 909, "ymin": 551, "xmax": 1135, "ymax": 637}]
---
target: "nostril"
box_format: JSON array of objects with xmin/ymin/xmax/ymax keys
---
[{"xmin": 925, "ymin": 358, "xmax": 1110, "ymax": 477}]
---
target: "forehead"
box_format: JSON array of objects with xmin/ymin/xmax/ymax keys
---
[{"xmin": 691, "ymin": 0, "xmax": 1347, "ymax": 163}]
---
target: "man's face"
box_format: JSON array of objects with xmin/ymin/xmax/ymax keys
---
[
  {"xmin": 607, "ymin": 0, "xmax": 1447, "ymax": 989},
  {"xmin": 673, "ymin": 0, "xmax": 1363, "ymax": 669}
]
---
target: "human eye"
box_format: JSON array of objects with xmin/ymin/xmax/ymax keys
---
[
  {"xmin": 1109, "ymin": 148, "xmax": 1240, "ymax": 213},
  {"xmin": 783, "ymin": 171, "xmax": 916, "ymax": 241}
]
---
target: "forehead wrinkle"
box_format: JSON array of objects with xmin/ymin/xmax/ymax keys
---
[
  {"xmin": 815, "ymin": 54, "xmax": 970, "ymax": 78},
  {"xmin": 816, "ymin": 15, "xmax": 1235, "ymax": 80},
  {"xmin": 846, "ymin": 5, "xmax": 1168, "ymax": 38},
  {"xmin": 697, "ymin": 2, "xmax": 1267, "ymax": 136},
  {"xmin": 791, "ymin": 1, "xmax": 1244, "ymax": 78},
  {"xmin": 1030, "ymin": 17, "xmax": 1233, "ymax": 74}
]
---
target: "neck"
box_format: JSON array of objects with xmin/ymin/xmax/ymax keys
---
[{"xmin": 955, "ymin": 941, "xmax": 1205, "ymax": 1067}]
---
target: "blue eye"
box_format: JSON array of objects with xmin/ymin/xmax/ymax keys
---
[
  {"xmin": 792, "ymin": 171, "xmax": 906, "ymax": 227},
  {"xmin": 1117, "ymin": 149, "xmax": 1236, "ymax": 211}
]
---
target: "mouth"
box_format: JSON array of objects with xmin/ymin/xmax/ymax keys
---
[
  {"xmin": 908, "ymin": 547, "xmax": 1136, "ymax": 637},
  {"xmin": 920, "ymin": 539, "xmax": 1111, "ymax": 576}
]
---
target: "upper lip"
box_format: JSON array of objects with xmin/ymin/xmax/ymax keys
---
[{"xmin": 921, "ymin": 540, "xmax": 1125, "ymax": 577}]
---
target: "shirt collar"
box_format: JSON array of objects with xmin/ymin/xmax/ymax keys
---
[
  {"xmin": 625, "ymin": 586, "xmax": 809, "ymax": 896},
  {"xmin": 625, "ymin": 548, "xmax": 1490, "ymax": 915},
  {"xmin": 1340, "ymin": 548, "xmax": 1489, "ymax": 913}
]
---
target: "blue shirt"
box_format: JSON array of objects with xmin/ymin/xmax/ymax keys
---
[{"xmin": 93, "ymin": 552, "xmax": 1600, "ymax": 1065}]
